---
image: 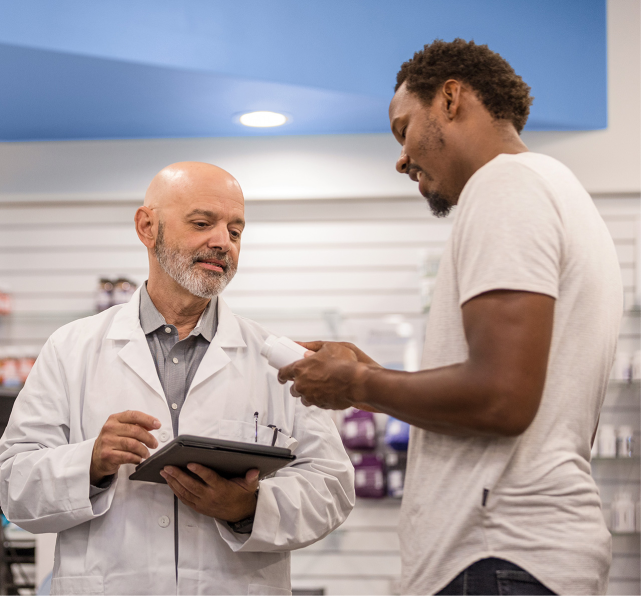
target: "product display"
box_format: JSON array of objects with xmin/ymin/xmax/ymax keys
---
[
  {"xmin": 0, "ymin": 346, "xmax": 39, "ymax": 388},
  {"xmin": 95, "ymin": 277, "xmax": 137, "ymax": 312},
  {"xmin": 593, "ymin": 424, "xmax": 637, "ymax": 459},
  {"xmin": 611, "ymin": 351, "xmax": 632, "ymax": 381},
  {"xmin": 611, "ymin": 492, "xmax": 636, "ymax": 534},
  {"xmin": 260, "ymin": 335, "xmax": 308, "ymax": 369},
  {"xmin": 351, "ymin": 452, "xmax": 386, "ymax": 499},
  {"xmin": 0, "ymin": 289, "xmax": 11, "ymax": 316},
  {"xmin": 633, "ymin": 350, "xmax": 641, "ymax": 381},
  {"xmin": 386, "ymin": 451, "xmax": 407, "ymax": 499},
  {"xmin": 596, "ymin": 424, "xmax": 618, "ymax": 458},
  {"xmin": 616, "ymin": 426, "xmax": 635, "ymax": 458},
  {"xmin": 341, "ymin": 409, "xmax": 377, "ymax": 451},
  {"xmin": 385, "ymin": 417, "xmax": 410, "ymax": 451}
]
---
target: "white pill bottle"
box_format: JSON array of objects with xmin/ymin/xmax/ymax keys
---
[{"xmin": 261, "ymin": 335, "xmax": 308, "ymax": 370}]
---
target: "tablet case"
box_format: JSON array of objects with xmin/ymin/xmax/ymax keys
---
[{"xmin": 129, "ymin": 434, "xmax": 296, "ymax": 484}]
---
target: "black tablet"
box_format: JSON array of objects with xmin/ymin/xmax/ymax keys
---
[{"xmin": 129, "ymin": 434, "xmax": 297, "ymax": 484}]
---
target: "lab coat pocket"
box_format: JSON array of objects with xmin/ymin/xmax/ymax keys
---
[
  {"xmin": 51, "ymin": 575, "xmax": 104, "ymax": 595},
  {"xmin": 247, "ymin": 583, "xmax": 292, "ymax": 596},
  {"xmin": 219, "ymin": 419, "xmax": 299, "ymax": 452}
]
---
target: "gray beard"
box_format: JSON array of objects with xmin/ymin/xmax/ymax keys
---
[{"xmin": 154, "ymin": 223, "xmax": 237, "ymax": 299}]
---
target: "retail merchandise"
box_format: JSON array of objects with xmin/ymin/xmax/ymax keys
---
[
  {"xmin": 351, "ymin": 452, "xmax": 386, "ymax": 499},
  {"xmin": 616, "ymin": 426, "xmax": 635, "ymax": 458},
  {"xmin": 0, "ymin": 289, "xmax": 10, "ymax": 316},
  {"xmin": 596, "ymin": 424, "xmax": 618, "ymax": 458},
  {"xmin": 611, "ymin": 492, "xmax": 636, "ymax": 533},
  {"xmin": 386, "ymin": 451, "xmax": 407, "ymax": 499},
  {"xmin": 0, "ymin": 346, "xmax": 39, "ymax": 388},
  {"xmin": 260, "ymin": 335, "xmax": 308, "ymax": 369},
  {"xmin": 633, "ymin": 350, "xmax": 641, "ymax": 381},
  {"xmin": 385, "ymin": 417, "xmax": 410, "ymax": 451},
  {"xmin": 341, "ymin": 409, "xmax": 377, "ymax": 451},
  {"xmin": 95, "ymin": 277, "xmax": 137, "ymax": 312},
  {"xmin": 593, "ymin": 424, "xmax": 637, "ymax": 459},
  {"xmin": 611, "ymin": 350, "xmax": 633, "ymax": 381}
]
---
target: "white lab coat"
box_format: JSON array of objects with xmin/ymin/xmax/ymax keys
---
[{"xmin": 0, "ymin": 289, "xmax": 354, "ymax": 595}]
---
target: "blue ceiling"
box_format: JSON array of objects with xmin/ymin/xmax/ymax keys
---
[{"xmin": 0, "ymin": 0, "xmax": 607, "ymax": 141}]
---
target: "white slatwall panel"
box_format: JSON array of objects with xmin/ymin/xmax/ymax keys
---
[{"xmin": 0, "ymin": 194, "xmax": 638, "ymax": 595}]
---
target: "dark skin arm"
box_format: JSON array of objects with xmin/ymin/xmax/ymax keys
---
[{"xmin": 279, "ymin": 290, "xmax": 555, "ymax": 437}]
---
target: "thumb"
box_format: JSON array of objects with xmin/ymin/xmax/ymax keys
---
[
  {"xmin": 297, "ymin": 341, "xmax": 324, "ymax": 352},
  {"xmin": 245, "ymin": 468, "xmax": 260, "ymax": 487}
]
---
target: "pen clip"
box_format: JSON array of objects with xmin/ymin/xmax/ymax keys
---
[
  {"xmin": 254, "ymin": 412, "xmax": 259, "ymax": 443},
  {"xmin": 267, "ymin": 424, "xmax": 280, "ymax": 447}
]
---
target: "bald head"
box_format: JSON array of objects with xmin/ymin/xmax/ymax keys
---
[
  {"xmin": 135, "ymin": 161, "xmax": 245, "ymax": 301},
  {"xmin": 144, "ymin": 161, "xmax": 244, "ymax": 212}
]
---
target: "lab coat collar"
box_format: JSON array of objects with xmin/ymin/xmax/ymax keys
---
[
  {"xmin": 106, "ymin": 288, "xmax": 245, "ymax": 349},
  {"xmin": 105, "ymin": 287, "xmax": 246, "ymax": 399},
  {"xmin": 187, "ymin": 295, "xmax": 246, "ymax": 393},
  {"xmin": 106, "ymin": 287, "xmax": 164, "ymax": 400}
]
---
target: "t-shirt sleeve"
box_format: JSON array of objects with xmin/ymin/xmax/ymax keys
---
[{"xmin": 454, "ymin": 160, "xmax": 564, "ymax": 306}]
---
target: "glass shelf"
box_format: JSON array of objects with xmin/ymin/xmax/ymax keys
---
[{"xmin": 591, "ymin": 456, "xmax": 639, "ymax": 461}]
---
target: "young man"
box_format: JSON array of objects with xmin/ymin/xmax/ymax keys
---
[
  {"xmin": 279, "ymin": 39, "xmax": 622, "ymax": 595},
  {"xmin": 0, "ymin": 162, "xmax": 354, "ymax": 595}
]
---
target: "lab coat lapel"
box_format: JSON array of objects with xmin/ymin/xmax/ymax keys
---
[
  {"xmin": 106, "ymin": 287, "xmax": 165, "ymax": 400},
  {"xmin": 189, "ymin": 297, "xmax": 246, "ymax": 393}
]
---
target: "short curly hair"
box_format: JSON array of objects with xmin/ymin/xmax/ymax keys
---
[{"xmin": 395, "ymin": 38, "xmax": 533, "ymax": 133}]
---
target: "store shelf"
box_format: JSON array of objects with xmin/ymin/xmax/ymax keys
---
[
  {"xmin": 0, "ymin": 388, "xmax": 21, "ymax": 400},
  {"xmin": 591, "ymin": 457, "xmax": 639, "ymax": 462}
]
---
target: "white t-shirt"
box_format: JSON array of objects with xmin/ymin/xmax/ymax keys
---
[{"xmin": 399, "ymin": 152, "xmax": 623, "ymax": 595}]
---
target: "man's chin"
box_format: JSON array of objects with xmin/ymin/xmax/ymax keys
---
[{"xmin": 423, "ymin": 191, "xmax": 454, "ymax": 218}]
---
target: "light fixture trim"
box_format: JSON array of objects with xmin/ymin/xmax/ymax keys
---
[{"xmin": 238, "ymin": 110, "xmax": 288, "ymax": 128}]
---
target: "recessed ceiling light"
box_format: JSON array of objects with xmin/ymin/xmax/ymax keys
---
[{"xmin": 239, "ymin": 111, "xmax": 288, "ymax": 127}]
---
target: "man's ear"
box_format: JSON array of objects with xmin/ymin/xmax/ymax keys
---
[
  {"xmin": 440, "ymin": 79, "xmax": 464, "ymax": 121},
  {"xmin": 134, "ymin": 207, "xmax": 156, "ymax": 249}
]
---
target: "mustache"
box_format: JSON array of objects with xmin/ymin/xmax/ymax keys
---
[{"xmin": 192, "ymin": 251, "xmax": 233, "ymax": 268}]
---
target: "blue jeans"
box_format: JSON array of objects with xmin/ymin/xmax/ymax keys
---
[{"xmin": 436, "ymin": 558, "xmax": 556, "ymax": 595}]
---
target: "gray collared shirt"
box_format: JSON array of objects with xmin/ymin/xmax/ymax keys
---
[{"xmin": 139, "ymin": 283, "xmax": 218, "ymax": 437}]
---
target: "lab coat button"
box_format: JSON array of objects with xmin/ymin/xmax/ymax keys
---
[
  {"xmin": 158, "ymin": 516, "xmax": 170, "ymax": 528},
  {"xmin": 159, "ymin": 431, "xmax": 170, "ymax": 442}
]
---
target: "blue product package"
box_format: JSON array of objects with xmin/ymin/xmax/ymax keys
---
[{"xmin": 385, "ymin": 417, "xmax": 410, "ymax": 451}]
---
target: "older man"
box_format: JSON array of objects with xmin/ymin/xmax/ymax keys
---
[{"xmin": 0, "ymin": 162, "xmax": 354, "ymax": 595}]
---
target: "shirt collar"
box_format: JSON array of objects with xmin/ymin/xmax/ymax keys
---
[{"xmin": 139, "ymin": 282, "xmax": 217, "ymax": 342}]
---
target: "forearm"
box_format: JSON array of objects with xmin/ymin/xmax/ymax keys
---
[{"xmin": 353, "ymin": 361, "xmax": 526, "ymax": 437}]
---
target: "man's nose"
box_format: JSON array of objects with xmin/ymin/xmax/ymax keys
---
[
  {"xmin": 207, "ymin": 222, "xmax": 231, "ymax": 250},
  {"xmin": 396, "ymin": 150, "xmax": 410, "ymax": 174}
]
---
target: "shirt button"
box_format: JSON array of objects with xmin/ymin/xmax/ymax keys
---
[
  {"xmin": 164, "ymin": 327, "xmax": 171, "ymax": 334},
  {"xmin": 158, "ymin": 516, "xmax": 170, "ymax": 528},
  {"xmin": 171, "ymin": 403, "xmax": 178, "ymax": 410},
  {"xmin": 172, "ymin": 357, "xmax": 179, "ymax": 364},
  {"xmin": 159, "ymin": 430, "xmax": 170, "ymax": 442}
]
